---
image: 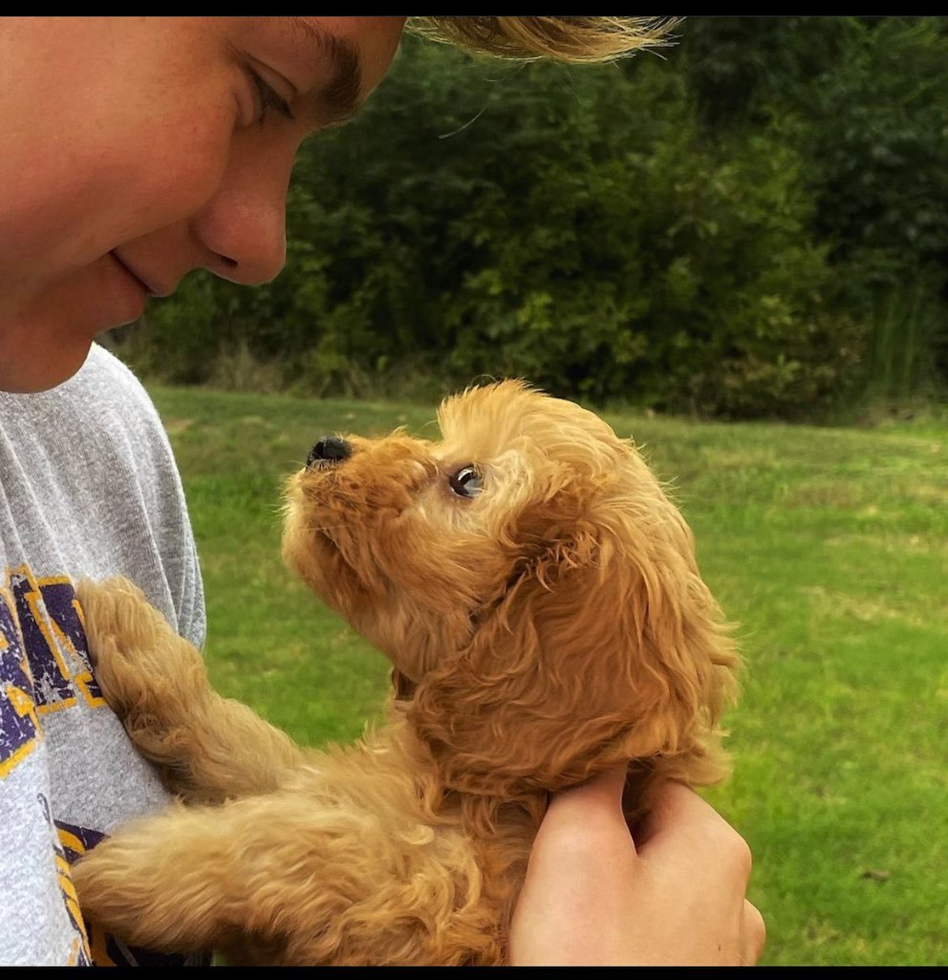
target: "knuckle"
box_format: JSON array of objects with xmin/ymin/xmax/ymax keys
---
[
  {"xmin": 745, "ymin": 901, "xmax": 767, "ymax": 960},
  {"xmin": 701, "ymin": 818, "xmax": 753, "ymax": 879},
  {"xmin": 730, "ymin": 831, "xmax": 754, "ymax": 878}
]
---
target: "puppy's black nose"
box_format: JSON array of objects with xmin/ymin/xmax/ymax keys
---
[{"xmin": 306, "ymin": 436, "xmax": 352, "ymax": 468}]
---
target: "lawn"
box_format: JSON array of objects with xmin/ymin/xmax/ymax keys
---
[{"xmin": 149, "ymin": 383, "xmax": 948, "ymax": 967}]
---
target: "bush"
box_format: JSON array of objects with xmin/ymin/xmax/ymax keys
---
[{"xmin": 116, "ymin": 22, "xmax": 946, "ymax": 418}]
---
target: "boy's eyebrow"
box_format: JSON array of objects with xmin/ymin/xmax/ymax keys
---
[{"xmin": 280, "ymin": 16, "xmax": 364, "ymax": 125}]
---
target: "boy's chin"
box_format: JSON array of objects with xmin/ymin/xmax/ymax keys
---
[{"xmin": 0, "ymin": 336, "xmax": 96, "ymax": 394}]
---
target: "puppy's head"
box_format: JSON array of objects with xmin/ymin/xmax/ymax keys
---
[{"xmin": 283, "ymin": 381, "xmax": 738, "ymax": 797}]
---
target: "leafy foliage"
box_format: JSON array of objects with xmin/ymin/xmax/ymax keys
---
[{"xmin": 119, "ymin": 19, "xmax": 948, "ymax": 418}]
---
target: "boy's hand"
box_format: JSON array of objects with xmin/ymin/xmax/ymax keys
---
[{"xmin": 510, "ymin": 766, "xmax": 765, "ymax": 966}]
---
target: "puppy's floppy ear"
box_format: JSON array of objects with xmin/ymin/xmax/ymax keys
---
[{"xmin": 408, "ymin": 473, "xmax": 739, "ymax": 798}]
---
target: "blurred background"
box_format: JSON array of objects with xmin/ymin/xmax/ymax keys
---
[
  {"xmin": 115, "ymin": 17, "xmax": 947, "ymax": 966},
  {"xmin": 114, "ymin": 15, "xmax": 947, "ymax": 424}
]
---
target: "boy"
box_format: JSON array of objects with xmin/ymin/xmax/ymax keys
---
[{"xmin": 0, "ymin": 17, "xmax": 763, "ymax": 965}]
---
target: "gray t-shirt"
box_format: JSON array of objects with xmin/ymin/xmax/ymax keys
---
[{"xmin": 0, "ymin": 343, "xmax": 206, "ymax": 966}]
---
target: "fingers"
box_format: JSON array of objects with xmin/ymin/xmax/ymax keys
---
[
  {"xmin": 546, "ymin": 763, "xmax": 628, "ymax": 814},
  {"xmin": 537, "ymin": 765, "xmax": 632, "ymax": 855},
  {"xmin": 515, "ymin": 774, "xmax": 766, "ymax": 966},
  {"xmin": 638, "ymin": 781, "xmax": 764, "ymax": 965},
  {"xmin": 546, "ymin": 774, "xmax": 754, "ymax": 889},
  {"xmin": 634, "ymin": 780, "xmax": 745, "ymax": 859}
]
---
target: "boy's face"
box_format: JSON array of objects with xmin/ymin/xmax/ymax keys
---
[{"xmin": 0, "ymin": 16, "xmax": 405, "ymax": 392}]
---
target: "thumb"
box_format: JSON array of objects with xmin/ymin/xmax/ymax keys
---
[{"xmin": 547, "ymin": 763, "xmax": 629, "ymax": 816}]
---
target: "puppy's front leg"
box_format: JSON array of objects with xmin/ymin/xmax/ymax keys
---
[
  {"xmin": 77, "ymin": 577, "xmax": 305, "ymax": 803},
  {"xmin": 72, "ymin": 797, "xmax": 295, "ymax": 959},
  {"xmin": 73, "ymin": 790, "xmax": 382, "ymax": 966}
]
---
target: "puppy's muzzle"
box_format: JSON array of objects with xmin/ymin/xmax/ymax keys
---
[{"xmin": 306, "ymin": 436, "xmax": 352, "ymax": 469}]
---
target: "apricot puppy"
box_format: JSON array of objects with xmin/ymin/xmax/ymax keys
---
[{"xmin": 72, "ymin": 380, "xmax": 738, "ymax": 966}]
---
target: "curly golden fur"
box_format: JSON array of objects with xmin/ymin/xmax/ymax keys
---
[{"xmin": 71, "ymin": 380, "xmax": 739, "ymax": 966}]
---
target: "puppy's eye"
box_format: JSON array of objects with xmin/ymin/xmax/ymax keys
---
[{"xmin": 449, "ymin": 465, "xmax": 482, "ymax": 499}]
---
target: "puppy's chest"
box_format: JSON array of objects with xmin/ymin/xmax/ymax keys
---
[{"xmin": 259, "ymin": 769, "xmax": 538, "ymax": 965}]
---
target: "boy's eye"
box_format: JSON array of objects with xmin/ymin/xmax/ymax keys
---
[{"xmin": 248, "ymin": 68, "xmax": 295, "ymax": 125}]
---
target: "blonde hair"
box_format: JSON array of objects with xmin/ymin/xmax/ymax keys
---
[{"xmin": 406, "ymin": 16, "xmax": 680, "ymax": 64}]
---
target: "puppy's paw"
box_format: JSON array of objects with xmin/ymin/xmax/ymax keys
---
[
  {"xmin": 76, "ymin": 576, "xmax": 207, "ymax": 729},
  {"xmin": 76, "ymin": 576, "xmax": 158, "ymax": 666},
  {"xmin": 71, "ymin": 807, "xmax": 199, "ymax": 952}
]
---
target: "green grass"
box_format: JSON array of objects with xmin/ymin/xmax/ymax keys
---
[{"xmin": 149, "ymin": 384, "xmax": 948, "ymax": 967}]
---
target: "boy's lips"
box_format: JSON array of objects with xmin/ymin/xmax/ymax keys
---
[{"xmin": 110, "ymin": 251, "xmax": 172, "ymax": 297}]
